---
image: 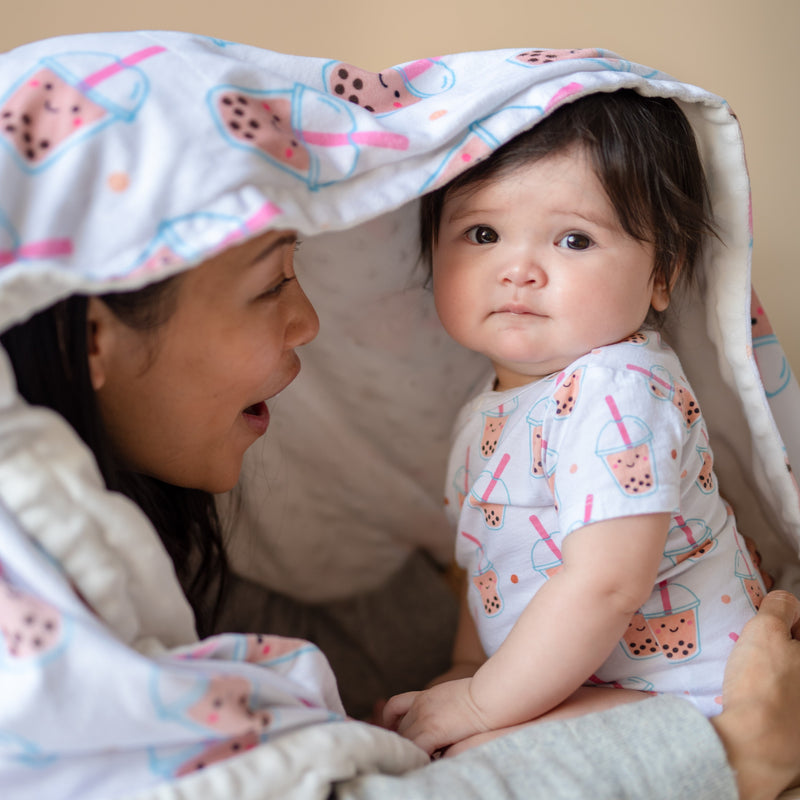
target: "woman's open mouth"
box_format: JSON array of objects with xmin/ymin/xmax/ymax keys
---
[{"xmin": 242, "ymin": 401, "xmax": 270, "ymax": 436}]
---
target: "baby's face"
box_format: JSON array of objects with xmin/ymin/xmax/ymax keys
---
[{"xmin": 431, "ymin": 146, "xmax": 665, "ymax": 390}]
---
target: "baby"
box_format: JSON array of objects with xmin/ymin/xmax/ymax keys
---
[{"xmin": 383, "ymin": 89, "xmax": 766, "ymax": 756}]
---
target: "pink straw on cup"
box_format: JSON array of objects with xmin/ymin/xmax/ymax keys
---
[
  {"xmin": 481, "ymin": 453, "xmax": 510, "ymax": 501},
  {"xmin": 674, "ymin": 514, "xmax": 698, "ymax": 546},
  {"xmin": 77, "ymin": 45, "xmax": 166, "ymax": 91},
  {"xmin": 530, "ymin": 515, "xmax": 562, "ymax": 561},
  {"xmin": 584, "ymin": 494, "xmax": 594, "ymax": 524},
  {"xmin": 0, "ymin": 238, "xmax": 72, "ymax": 268},
  {"xmin": 300, "ymin": 130, "xmax": 409, "ymax": 150},
  {"xmin": 658, "ymin": 580, "xmax": 673, "ymax": 613},
  {"xmin": 625, "ymin": 363, "xmax": 672, "ymax": 391},
  {"xmin": 605, "ymin": 395, "xmax": 632, "ymax": 447}
]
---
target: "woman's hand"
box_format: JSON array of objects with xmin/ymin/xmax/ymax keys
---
[{"xmin": 711, "ymin": 590, "xmax": 800, "ymax": 800}]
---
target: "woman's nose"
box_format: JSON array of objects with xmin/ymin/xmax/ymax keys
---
[{"xmin": 286, "ymin": 282, "xmax": 320, "ymax": 348}]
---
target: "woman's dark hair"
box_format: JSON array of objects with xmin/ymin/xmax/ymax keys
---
[
  {"xmin": 420, "ymin": 89, "xmax": 716, "ymax": 311},
  {"xmin": 0, "ymin": 280, "xmax": 227, "ymax": 635}
]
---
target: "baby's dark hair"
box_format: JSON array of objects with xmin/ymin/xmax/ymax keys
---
[{"xmin": 420, "ymin": 89, "xmax": 715, "ymax": 309}]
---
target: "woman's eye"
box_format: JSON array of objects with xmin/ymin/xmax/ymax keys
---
[
  {"xmin": 558, "ymin": 232, "xmax": 593, "ymax": 250},
  {"xmin": 465, "ymin": 226, "xmax": 498, "ymax": 245},
  {"xmin": 259, "ymin": 276, "xmax": 295, "ymax": 299}
]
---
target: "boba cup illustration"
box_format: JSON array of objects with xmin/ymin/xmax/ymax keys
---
[
  {"xmin": 621, "ymin": 611, "xmax": 660, "ymax": 660},
  {"xmin": 511, "ymin": 49, "xmax": 601, "ymax": 67},
  {"xmin": 627, "ymin": 362, "xmax": 702, "ymax": 429},
  {"xmin": 128, "ymin": 203, "xmax": 282, "ymax": 278},
  {"xmin": 0, "ymin": 211, "xmax": 72, "ymax": 270},
  {"xmin": 695, "ymin": 446, "xmax": 715, "ymax": 494},
  {"xmin": 0, "ymin": 578, "xmax": 64, "ymax": 663},
  {"xmin": 627, "ymin": 363, "xmax": 673, "ymax": 401},
  {"xmin": 0, "ymin": 45, "xmax": 165, "ymax": 171},
  {"xmin": 479, "ymin": 402, "xmax": 515, "ymax": 459},
  {"xmin": 529, "ymin": 514, "xmax": 563, "ymax": 579},
  {"xmin": 175, "ymin": 731, "xmax": 260, "ymax": 778},
  {"xmin": 597, "ymin": 396, "xmax": 657, "ymax": 496},
  {"xmin": 152, "ymin": 669, "xmax": 271, "ymax": 736},
  {"xmin": 526, "ymin": 397, "xmax": 550, "ymax": 477},
  {"xmin": 643, "ymin": 581, "xmax": 701, "ymax": 662},
  {"xmin": 735, "ymin": 550, "xmax": 765, "ymax": 612},
  {"xmin": 752, "ymin": 289, "xmax": 794, "ymax": 398},
  {"xmin": 421, "ymin": 105, "xmax": 542, "ymax": 192},
  {"xmin": 323, "ymin": 57, "xmax": 456, "ymax": 115},
  {"xmin": 210, "ymin": 82, "xmax": 409, "ymax": 190},
  {"xmin": 665, "ymin": 515, "xmax": 716, "ymax": 565},
  {"xmin": 624, "ymin": 331, "xmax": 649, "ymax": 346},
  {"xmin": 552, "ymin": 366, "xmax": 584, "ymax": 418},
  {"xmin": 468, "ymin": 453, "xmax": 511, "ymax": 529},
  {"xmin": 461, "ymin": 531, "xmax": 503, "ymax": 617}
]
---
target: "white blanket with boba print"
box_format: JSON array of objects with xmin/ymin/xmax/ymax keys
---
[{"xmin": 0, "ymin": 30, "xmax": 799, "ymax": 800}]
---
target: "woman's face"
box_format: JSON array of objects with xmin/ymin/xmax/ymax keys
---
[{"xmin": 90, "ymin": 229, "xmax": 319, "ymax": 493}]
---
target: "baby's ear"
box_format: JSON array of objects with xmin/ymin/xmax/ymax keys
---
[{"xmin": 650, "ymin": 271, "xmax": 673, "ymax": 313}]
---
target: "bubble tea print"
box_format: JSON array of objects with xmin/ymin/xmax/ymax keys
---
[
  {"xmin": 664, "ymin": 515, "xmax": 717, "ymax": 566},
  {"xmin": 627, "ymin": 363, "xmax": 701, "ymax": 430},
  {"xmin": 596, "ymin": 396, "xmax": 657, "ymax": 496},
  {"xmin": 479, "ymin": 404, "xmax": 513, "ymax": 459},
  {"xmin": 468, "ymin": 453, "xmax": 512, "ymax": 529},
  {"xmin": 210, "ymin": 84, "xmax": 409, "ymax": 190},
  {"xmin": 512, "ymin": 49, "xmax": 602, "ymax": 67},
  {"xmin": 461, "ymin": 531, "xmax": 503, "ymax": 617},
  {"xmin": 529, "ymin": 514, "xmax": 563, "ymax": 580},
  {"xmin": 0, "ymin": 212, "xmax": 72, "ymax": 270},
  {"xmin": 323, "ymin": 58, "xmax": 456, "ymax": 115},
  {"xmin": 0, "ymin": 577, "xmax": 64, "ymax": 662},
  {"xmin": 526, "ymin": 397, "xmax": 550, "ymax": 478},
  {"xmin": 643, "ymin": 581, "xmax": 702, "ymax": 662},
  {"xmin": 0, "ymin": 45, "xmax": 164, "ymax": 171},
  {"xmin": 552, "ymin": 367, "xmax": 584, "ymax": 418},
  {"xmin": 735, "ymin": 550, "xmax": 765, "ymax": 612}
]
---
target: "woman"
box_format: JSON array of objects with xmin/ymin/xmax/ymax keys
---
[{"xmin": 0, "ymin": 30, "xmax": 798, "ymax": 799}]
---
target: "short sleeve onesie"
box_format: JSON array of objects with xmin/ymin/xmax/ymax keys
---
[{"xmin": 446, "ymin": 331, "xmax": 765, "ymax": 715}]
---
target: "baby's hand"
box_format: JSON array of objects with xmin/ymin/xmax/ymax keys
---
[{"xmin": 382, "ymin": 678, "xmax": 490, "ymax": 756}]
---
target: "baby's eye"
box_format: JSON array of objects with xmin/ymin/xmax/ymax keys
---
[
  {"xmin": 557, "ymin": 232, "xmax": 593, "ymax": 250},
  {"xmin": 465, "ymin": 226, "xmax": 499, "ymax": 245}
]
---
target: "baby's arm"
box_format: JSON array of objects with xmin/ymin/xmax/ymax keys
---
[{"xmin": 384, "ymin": 512, "xmax": 669, "ymax": 755}]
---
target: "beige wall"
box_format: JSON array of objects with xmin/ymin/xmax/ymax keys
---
[{"xmin": 3, "ymin": 0, "xmax": 798, "ymax": 372}]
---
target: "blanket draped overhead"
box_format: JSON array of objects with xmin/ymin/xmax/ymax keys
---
[{"xmin": 0, "ymin": 30, "xmax": 798, "ymax": 799}]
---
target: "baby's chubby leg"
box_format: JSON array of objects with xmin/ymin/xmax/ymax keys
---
[{"xmin": 443, "ymin": 686, "xmax": 646, "ymax": 757}]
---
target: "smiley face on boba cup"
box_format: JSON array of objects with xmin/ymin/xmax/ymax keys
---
[
  {"xmin": 596, "ymin": 396, "xmax": 657, "ymax": 497},
  {"xmin": 642, "ymin": 581, "xmax": 701, "ymax": 662},
  {"xmin": 479, "ymin": 403, "xmax": 515, "ymax": 459},
  {"xmin": 323, "ymin": 57, "xmax": 456, "ymax": 115},
  {"xmin": 0, "ymin": 46, "xmax": 164, "ymax": 172}
]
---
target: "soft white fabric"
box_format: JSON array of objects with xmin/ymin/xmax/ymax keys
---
[{"xmin": 0, "ymin": 31, "xmax": 798, "ymax": 798}]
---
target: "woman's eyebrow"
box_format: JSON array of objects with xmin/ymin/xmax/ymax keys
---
[{"xmin": 250, "ymin": 233, "xmax": 297, "ymax": 266}]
